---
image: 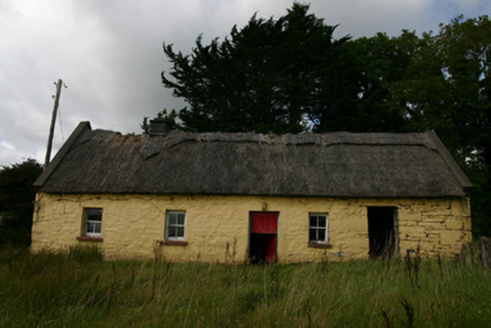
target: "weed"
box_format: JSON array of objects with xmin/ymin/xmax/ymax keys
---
[
  {"xmin": 306, "ymin": 304, "xmax": 312, "ymax": 328},
  {"xmin": 437, "ymin": 254, "xmax": 445, "ymax": 283},
  {"xmin": 399, "ymin": 298, "xmax": 415, "ymax": 328},
  {"xmin": 0, "ymin": 249, "xmax": 490, "ymax": 326},
  {"xmin": 381, "ymin": 308, "xmax": 392, "ymax": 328},
  {"xmin": 404, "ymin": 246, "xmax": 421, "ymax": 289},
  {"xmin": 68, "ymin": 245, "xmax": 103, "ymax": 263}
]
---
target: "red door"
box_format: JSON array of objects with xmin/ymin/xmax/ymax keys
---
[{"xmin": 249, "ymin": 212, "xmax": 278, "ymax": 263}]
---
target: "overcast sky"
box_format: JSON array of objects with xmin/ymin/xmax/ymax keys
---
[{"xmin": 1, "ymin": 0, "xmax": 490, "ymax": 167}]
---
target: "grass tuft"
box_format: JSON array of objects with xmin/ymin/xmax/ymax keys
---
[
  {"xmin": 0, "ymin": 248, "xmax": 489, "ymax": 326},
  {"xmin": 68, "ymin": 245, "xmax": 104, "ymax": 263}
]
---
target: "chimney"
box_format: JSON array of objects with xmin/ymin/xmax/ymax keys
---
[{"xmin": 149, "ymin": 117, "xmax": 172, "ymax": 136}]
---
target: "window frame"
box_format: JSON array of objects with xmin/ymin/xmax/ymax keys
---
[
  {"xmin": 165, "ymin": 211, "xmax": 186, "ymax": 241},
  {"xmin": 83, "ymin": 208, "xmax": 103, "ymax": 238},
  {"xmin": 308, "ymin": 213, "xmax": 329, "ymax": 244}
]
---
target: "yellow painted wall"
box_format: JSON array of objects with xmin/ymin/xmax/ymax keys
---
[{"xmin": 31, "ymin": 193, "xmax": 472, "ymax": 262}]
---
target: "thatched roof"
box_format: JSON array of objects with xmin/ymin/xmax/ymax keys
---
[{"xmin": 35, "ymin": 121, "xmax": 472, "ymax": 198}]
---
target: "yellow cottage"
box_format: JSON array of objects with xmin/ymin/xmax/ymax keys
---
[{"xmin": 31, "ymin": 120, "xmax": 473, "ymax": 263}]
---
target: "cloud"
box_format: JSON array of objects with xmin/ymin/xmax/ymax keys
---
[
  {"xmin": 0, "ymin": 140, "xmax": 15, "ymax": 151},
  {"xmin": 1, "ymin": 0, "xmax": 490, "ymax": 166}
]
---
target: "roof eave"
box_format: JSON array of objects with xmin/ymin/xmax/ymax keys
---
[{"xmin": 426, "ymin": 130, "xmax": 473, "ymax": 190}]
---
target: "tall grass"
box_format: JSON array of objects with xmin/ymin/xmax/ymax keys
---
[{"xmin": 0, "ymin": 247, "xmax": 489, "ymax": 327}]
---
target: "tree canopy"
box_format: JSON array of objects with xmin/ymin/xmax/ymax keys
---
[
  {"xmin": 155, "ymin": 5, "xmax": 491, "ymax": 236},
  {"xmin": 0, "ymin": 158, "xmax": 42, "ymax": 247},
  {"xmin": 162, "ymin": 3, "xmax": 358, "ymax": 134},
  {"xmin": 352, "ymin": 18, "xmax": 491, "ymax": 236}
]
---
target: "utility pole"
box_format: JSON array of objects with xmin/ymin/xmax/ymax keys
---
[{"xmin": 44, "ymin": 79, "xmax": 64, "ymax": 169}]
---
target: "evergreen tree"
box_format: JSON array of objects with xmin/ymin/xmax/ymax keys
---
[
  {"xmin": 162, "ymin": 3, "xmax": 354, "ymax": 134},
  {"xmin": 154, "ymin": 6, "xmax": 491, "ymax": 235}
]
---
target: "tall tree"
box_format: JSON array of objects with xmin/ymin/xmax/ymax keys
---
[
  {"xmin": 345, "ymin": 31, "xmax": 417, "ymax": 133},
  {"xmin": 162, "ymin": 3, "xmax": 354, "ymax": 134},
  {"xmin": 354, "ymin": 16, "xmax": 491, "ymax": 236},
  {"xmin": 435, "ymin": 16, "xmax": 491, "ymax": 237},
  {"xmin": 157, "ymin": 8, "xmax": 491, "ymax": 235}
]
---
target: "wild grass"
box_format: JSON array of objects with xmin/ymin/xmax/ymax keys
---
[{"xmin": 0, "ymin": 247, "xmax": 489, "ymax": 327}]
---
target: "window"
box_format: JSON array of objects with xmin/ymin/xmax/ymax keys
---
[
  {"xmin": 309, "ymin": 213, "xmax": 328, "ymax": 243},
  {"xmin": 166, "ymin": 211, "xmax": 186, "ymax": 241},
  {"xmin": 84, "ymin": 208, "xmax": 102, "ymax": 237}
]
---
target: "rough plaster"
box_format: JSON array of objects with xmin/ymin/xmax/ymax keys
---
[{"xmin": 31, "ymin": 193, "xmax": 472, "ymax": 262}]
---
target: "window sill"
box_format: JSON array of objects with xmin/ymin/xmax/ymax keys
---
[
  {"xmin": 77, "ymin": 236, "xmax": 103, "ymax": 242},
  {"xmin": 159, "ymin": 240, "xmax": 188, "ymax": 246},
  {"xmin": 308, "ymin": 242, "xmax": 332, "ymax": 249}
]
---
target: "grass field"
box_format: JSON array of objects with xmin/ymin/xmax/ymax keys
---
[{"xmin": 0, "ymin": 246, "xmax": 489, "ymax": 327}]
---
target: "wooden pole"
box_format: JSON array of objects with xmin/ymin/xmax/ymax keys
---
[{"xmin": 44, "ymin": 79, "xmax": 63, "ymax": 169}]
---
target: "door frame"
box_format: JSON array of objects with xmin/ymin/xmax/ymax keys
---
[
  {"xmin": 248, "ymin": 211, "xmax": 279, "ymax": 263},
  {"xmin": 367, "ymin": 206, "xmax": 399, "ymax": 258}
]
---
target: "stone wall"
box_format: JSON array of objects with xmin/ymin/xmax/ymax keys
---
[{"xmin": 31, "ymin": 193, "xmax": 472, "ymax": 262}]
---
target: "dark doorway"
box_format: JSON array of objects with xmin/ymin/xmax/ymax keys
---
[
  {"xmin": 249, "ymin": 212, "xmax": 278, "ymax": 264},
  {"xmin": 367, "ymin": 207, "xmax": 398, "ymax": 258}
]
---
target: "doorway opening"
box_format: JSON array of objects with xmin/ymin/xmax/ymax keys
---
[
  {"xmin": 367, "ymin": 207, "xmax": 398, "ymax": 258},
  {"xmin": 249, "ymin": 212, "xmax": 278, "ymax": 264}
]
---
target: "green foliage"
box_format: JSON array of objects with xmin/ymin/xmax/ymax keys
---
[
  {"xmin": 68, "ymin": 245, "xmax": 104, "ymax": 263},
  {"xmin": 141, "ymin": 109, "xmax": 181, "ymax": 134},
  {"xmin": 353, "ymin": 15, "xmax": 491, "ymax": 168},
  {"xmin": 0, "ymin": 159, "xmax": 42, "ymax": 216},
  {"xmin": 0, "ymin": 159, "xmax": 42, "ymax": 248},
  {"xmin": 434, "ymin": 16, "xmax": 491, "ymax": 237},
  {"xmin": 158, "ymin": 9, "xmax": 491, "ymax": 143},
  {"xmin": 155, "ymin": 8, "xmax": 491, "ymax": 236},
  {"xmin": 159, "ymin": 5, "xmax": 491, "ymax": 144},
  {"xmin": 162, "ymin": 3, "xmax": 355, "ymax": 134},
  {"xmin": 0, "ymin": 250, "xmax": 490, "ymax": 326},
  {"xmin": 352, "ymin": 16, "xmax": 491, "ymax": 236},
  {"xmin": 349, "ymin": 31, "xmax": 421, "ymax": 133}
]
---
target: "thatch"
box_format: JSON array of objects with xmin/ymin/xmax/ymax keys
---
[{"xmin": 35, "ymin": 122, "xmax": 472, "ymax": 198}]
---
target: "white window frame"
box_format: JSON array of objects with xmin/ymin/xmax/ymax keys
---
[
  {"xmin": 309, "ymin": 213, "xmax": 329, "ymax": 243},
  {"xmin": 84, "ymin": 208, "xmax": 102, "ymax": 237},
  {"xmin": 166, "ymin": 211, "xmax": 186, "ymax": 241}
]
